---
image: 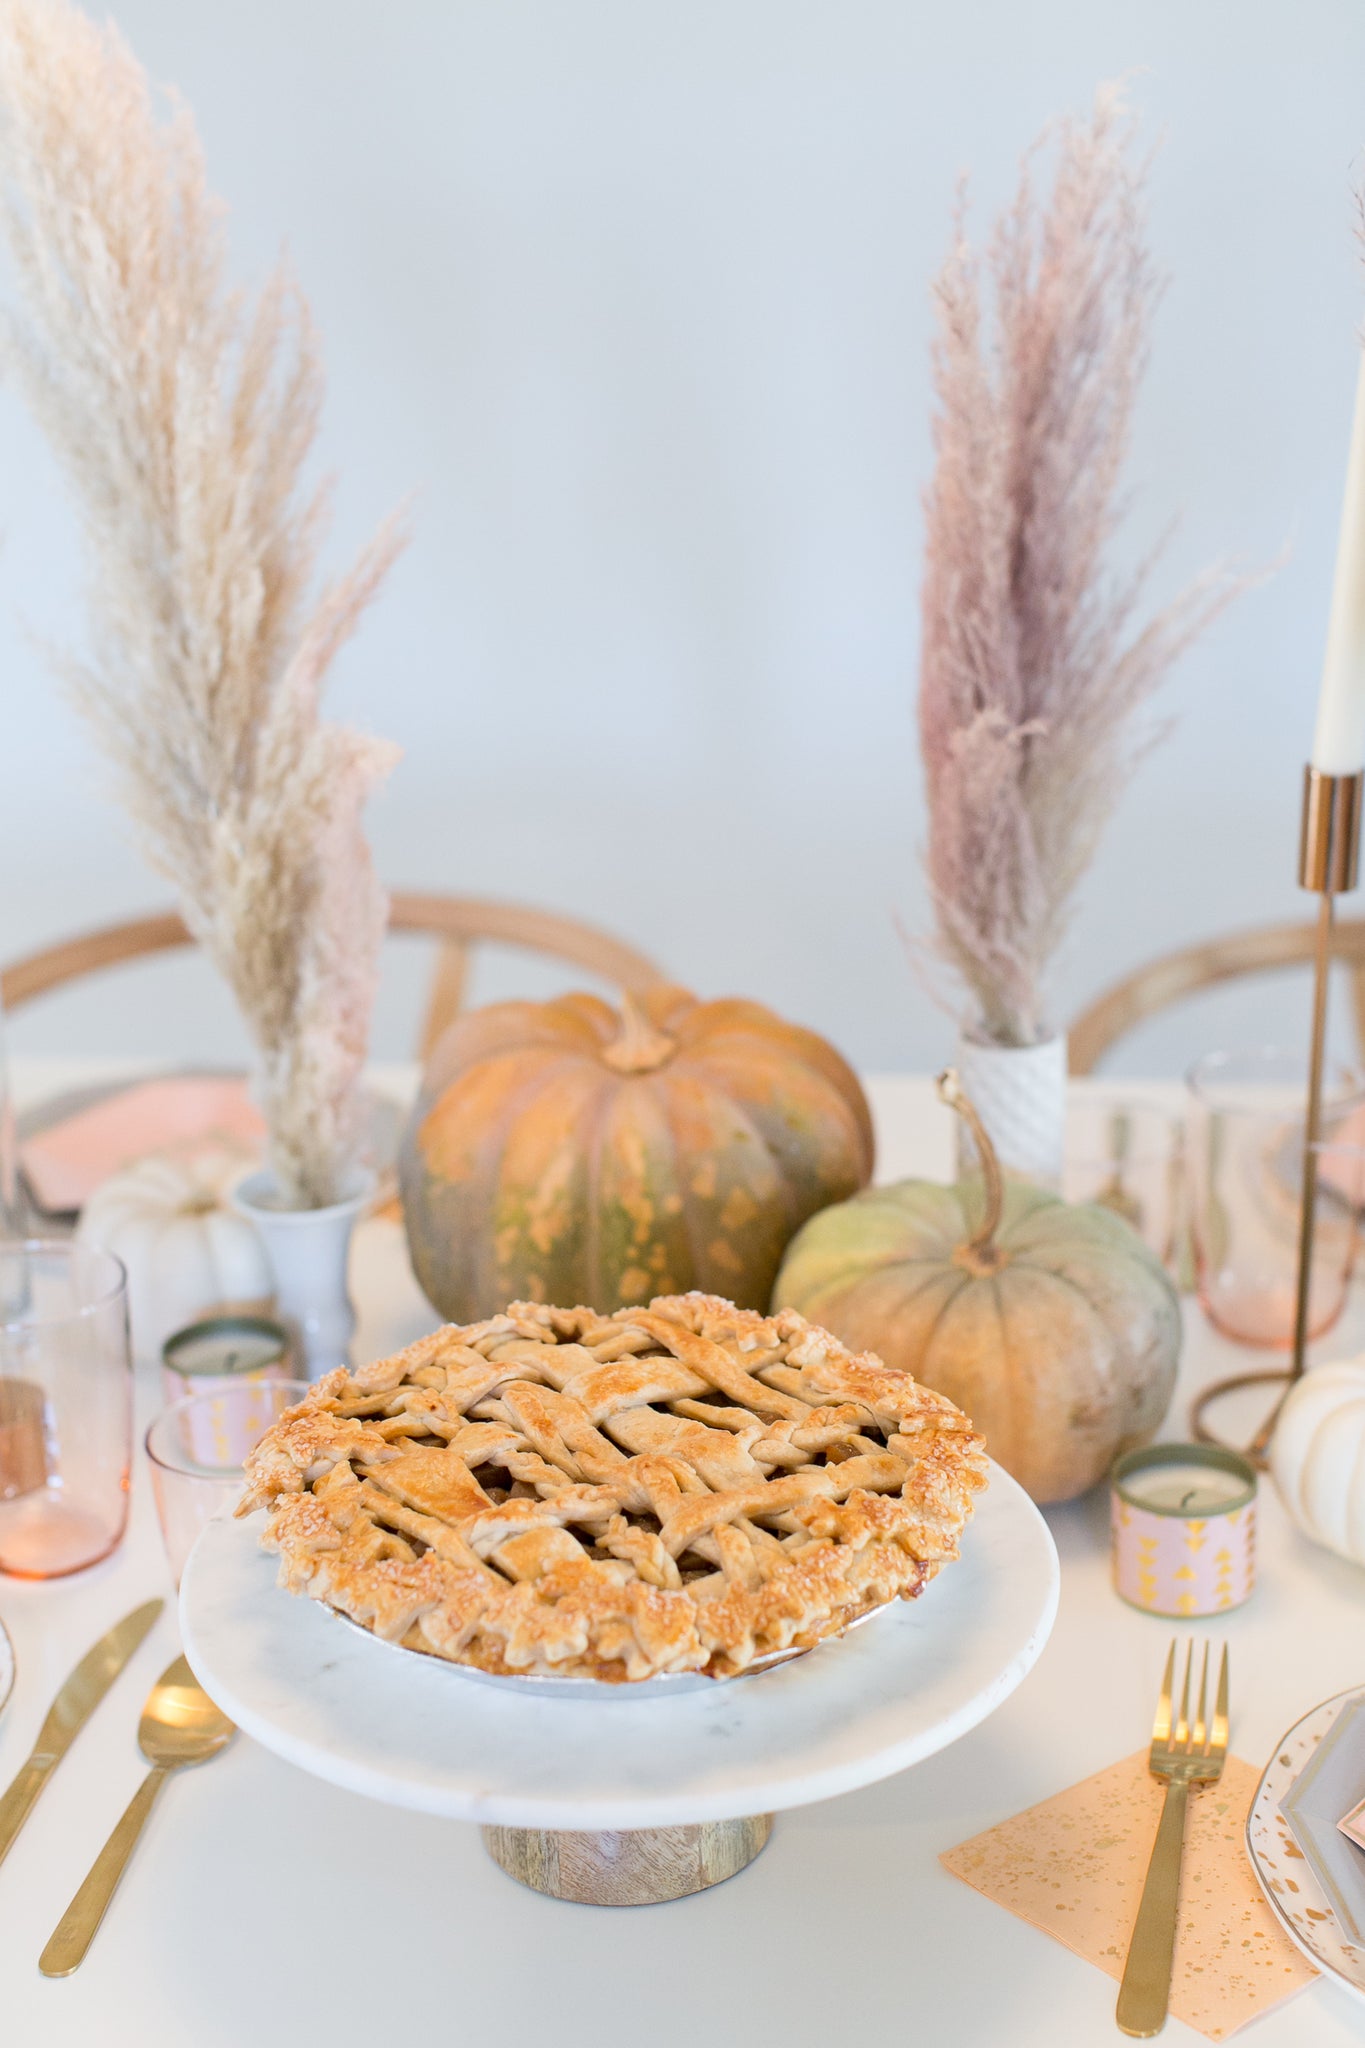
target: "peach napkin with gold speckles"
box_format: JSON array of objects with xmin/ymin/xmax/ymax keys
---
[{"xmin": 941, "ymin": 1750, "xmax": 1315, "ymax": 2040}]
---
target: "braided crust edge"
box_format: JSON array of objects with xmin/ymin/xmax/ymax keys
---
[{"xmin": 237, "ymin": 1292, "xmax": 989, "ymax": 1683}]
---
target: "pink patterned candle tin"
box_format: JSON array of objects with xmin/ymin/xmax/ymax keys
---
[
  {"xmin": 160, "ymin": 1315, "xmax": 293, "ymax": 1463},
  {"xmin": 1110, "ymin": 1444, "xmax": 1257, "ymax": 1616}
]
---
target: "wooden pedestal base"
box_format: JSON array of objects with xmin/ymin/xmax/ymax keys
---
[{"xmin": 481, "ymin": 1813, "xmax": 774, "ymax": 1906}]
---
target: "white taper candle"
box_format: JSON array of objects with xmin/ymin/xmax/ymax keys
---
[{"xmin": 1313, "ymin": 350, "xmax": 1365, "ymax": 773}]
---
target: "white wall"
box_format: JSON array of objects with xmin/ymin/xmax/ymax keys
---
[{"xmin": 1, "ymin": 0, "xmax": 1361, "ymax": 1081}]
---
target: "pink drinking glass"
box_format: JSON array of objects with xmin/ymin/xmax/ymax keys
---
[
  {"xmin": 146, "ymin": 1378, "xmax": 312, "ymax": 1587},
  {"xmin": 0, "ymin": 1240, "xmax": 132, "ymax": 1576},
  {"xmin": 1186, "ymin": 1048, "xmax": 1365, "ymax": 1347}
]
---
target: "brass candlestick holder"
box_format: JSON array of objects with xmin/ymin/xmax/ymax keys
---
[{"xmin": 1192, "ymin": 764, "xmax": 1364, "ymax": 1462}]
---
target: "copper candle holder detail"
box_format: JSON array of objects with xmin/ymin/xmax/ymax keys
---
[{"xmin": 1193, "ymin": 765, "xmax": 1364, "ymax": 1461}]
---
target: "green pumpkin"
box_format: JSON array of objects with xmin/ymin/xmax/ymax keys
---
[
  {"xmin": 772, "ymin": 1077, "xmax": 1180, "ymax": 1503},
  {"xmin": 399, "ymin": 986, "xmax": 874, "ymax": 1323}
]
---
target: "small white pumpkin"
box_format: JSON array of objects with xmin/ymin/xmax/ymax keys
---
[
  {"xmin": 1270, "ymin": 1360, "xmax": 1365, "ymax": 1565},
  {"xmin": 77, "ymin": 1149, "xmax": 273, "ymax": 1362}
]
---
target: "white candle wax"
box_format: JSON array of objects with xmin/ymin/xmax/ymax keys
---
[
  {"xmin": 1313, "ymin": 351, "xmax": 1365, "ymax": 773},
  {"xmin": 165, "ymin": 1327, "xmax": 286, "ymax": 1378},
  {"xmin": 1121, "ymin": 1461, "xmax": 1251, "ymax": 1515}
]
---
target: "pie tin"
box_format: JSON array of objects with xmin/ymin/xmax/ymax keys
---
[{"xmin": 335, "ymin": 1599, "xmax": 888, "ymax": 1701}]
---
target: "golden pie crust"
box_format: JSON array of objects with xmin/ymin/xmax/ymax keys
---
[{"xmin": 237, "ymin": 1292, "xmax": 989, "ymax": 1683}]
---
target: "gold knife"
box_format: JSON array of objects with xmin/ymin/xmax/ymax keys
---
[{"xmin": 0, "ymin": 1598, "xmax": 163, "ymax": 1871}]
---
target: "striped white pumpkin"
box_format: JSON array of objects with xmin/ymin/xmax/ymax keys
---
[{"xmin": 1270, "ymin": 1361, "xmax": 1365, "ymax": 1566}]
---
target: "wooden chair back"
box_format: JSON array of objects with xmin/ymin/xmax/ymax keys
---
[
  {"xmin": 0, "ymin": 891, "xmax": 666, "ymax": 1062},
  {"xmin": 1068, "ymin": 918, "xmax": 1365, "ymax": 1074}
]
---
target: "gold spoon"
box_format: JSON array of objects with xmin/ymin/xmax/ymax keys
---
[{"xmin": 39, "ymin": 1654, "xmax": 235, "ymax": 1977}]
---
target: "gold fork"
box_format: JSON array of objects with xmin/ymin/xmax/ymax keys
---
[{"xmin": 1116, "ymin": 1640, "xmax": 1229, "ymax": 2038}]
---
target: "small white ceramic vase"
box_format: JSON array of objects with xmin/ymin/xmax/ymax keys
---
[
  {"xmin": 954, "ymin": 1028, "xmax": 1067, "ymax": 1189},
  {"xmin": 231, "ymin": 1168, "xmax": 374, "ymax": 1379}
]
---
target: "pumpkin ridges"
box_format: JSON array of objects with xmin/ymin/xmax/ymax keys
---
[
  {"xmin": 1000, "ymin": 1194, "xmax": 1149, "ymax": 1253},
  {"xmin": 555, "ymin": 992, "xmax": 625, "ymax": 1044},
  {"xmin": 409, "ymin": 1050, "xmax": 599, "ymax": 1315},
  {"xmin": 1351, "ymin": 1415, "xmax": 1365, "ymax": 1557},
  {"xmin": 1270, "ymin": 1367, "xmax": 1365, "ymax": 1558},
  {"xmin": 488, "ymin": 1061, "xmax": 615, "ymax": 1309},
  {"xmin": 862, "ymin": 1264, "xmax": 976, "ymax": 1380},
  {"xmin": 590, "ymin": 1076, "xmax": 698, "ymax": 1304},
  {"xmin": 775, "ymin": 1183, "xmax": 969, "ymax": 1285},
  {"xmin": 1027, "ymin": 1243, "xmax": 1178, "ymax": 1342},
  {"xmin": 992, "ymin": 1189, "xmax": 1181, "ymax": 1392},
  {"xmin": 792, "ymin": 1260, "xmax": 974, "ymax": 1384},
  {"xmin": 791, "ymin": 1256, "xmax": 975, "ymax": 1338},
  {"xmin": 642, "ymin": 984, "xmax": 698, "ymax": 1033},
  {"xmin": 911, "ymin": 1271, "xmax": 1014, "ymax": 1464},
  {"xmin": 1305, "ymin": 1394, "xmax": 1365, "ymax": 1553},
  {"xmin": 402, "ymin": 987, "xmax": 873, "ymax": 1323},
  {"xmin": 581, "ymin": 1065, "xmax": 611, "ymax": 1311},
  {"xmin": 1306, "ymin": 1408, "xmax": 1341, "ymax": 1538},
  {"xmin": 773, "ymin": 1164, "xmax": 1180, "ymax": 1502},
  {"xmin": 993, "ymin": 1265, "xmax": 1121, "ymax": 1496},
  {"xmin": 671, "ymin": 1009, "xmax": 873, "ymax": 1176},
  {"xmin": 678, "ymin": 1049, "xmax": 872, "ymax": 1229},
  {"xmin": 657, "ymin": 1068, "xmax": 786, "ymax": 1308},
  {"xmin": 416, "ymin": 1046, "xmax": 589, "ymax": 1183},
  {"xmin": 659, "ymin": 1074, "xmax": 708, "ymax": 1300},
  {"xmin": 423, "ymin": 998, "xmax": 609, "ymax": 1100},
  {"xmin": 672, "ymin": 998, "xmax": 869, "ymax": 1104},
  {"xmin": 77, "ymin": 1149, "xmax": 273, "ymax": 1360}
]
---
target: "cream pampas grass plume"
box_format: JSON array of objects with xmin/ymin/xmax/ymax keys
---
[
  {"xmin": 0, "ymin": 0, "xmax": 405, "ymax": 1205},
  {"xmin": 920, "ymin": 86, "xmax": 1240, "ymax": 1048}
]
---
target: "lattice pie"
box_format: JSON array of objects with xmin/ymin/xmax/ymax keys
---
[{"xmin": 237, "ymin": 1292, "xmax": 989, "ymax": 1682}]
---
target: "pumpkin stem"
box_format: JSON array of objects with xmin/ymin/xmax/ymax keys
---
[
  {"xmin": 936, "ymin": 1068, "xmax": 1008, "ymax": 1275},
  {"xmin": 601, "ymin": 992, "xmax": 677, "ymax": 1075}
]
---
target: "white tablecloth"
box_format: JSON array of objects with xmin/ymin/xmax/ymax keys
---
[{"xmin": 2, "ymin": 1067, "xmax": 1365, "ymax": 2048}]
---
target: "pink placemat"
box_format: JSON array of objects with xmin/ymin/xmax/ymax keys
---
[
  {"xmin": 22, "ymin": 1075, "xmax": 265, "ymax": 1211},
  {"xmin": 942, "ymin": 1749, "xmax": 1316, "ymax": 2040}
]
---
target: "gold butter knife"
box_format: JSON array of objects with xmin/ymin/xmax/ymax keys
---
[{"xmin": 0, "ymin": 1598, "xmax": 163, "ymax": 1871}]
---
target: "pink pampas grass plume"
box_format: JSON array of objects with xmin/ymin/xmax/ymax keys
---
[{"xmin": 920, "ymin": 85, "xmax": 1241, "ymax": 1047}]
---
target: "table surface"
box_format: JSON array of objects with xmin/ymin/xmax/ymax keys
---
[{"xmin": 2, "ymin": 1063, "xmax": 1365, "ymax": 2048}]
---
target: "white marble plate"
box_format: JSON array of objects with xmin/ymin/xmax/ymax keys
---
[
  {"xmin": 1248, "ymin": 1688, "xmax": 1365, "ymax": 2005},
  {"xmin": 0, "ymin": 1614, "xmax": 13, "ymax": 1720},
  {"xmin": 180, "ymin": 1458, "xmax": 1059, "ymax": 1830}
]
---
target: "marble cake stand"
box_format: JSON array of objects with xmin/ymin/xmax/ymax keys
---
[{"xmin": 181, "ymin": 1460, "xmax": 1058, "ymax": 1906}]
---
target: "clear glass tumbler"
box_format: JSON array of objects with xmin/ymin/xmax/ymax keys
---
[
  {"xmin": 146, "ymin": 1378, "xmax": 312, "ymax": 1586},
  {"xmin": 0, "ymin": 1240, "xmax": 132, "ymax": 1576},
  {"xmin": 1186, "ymin": 1047, "xmax": 1365, "ymax": 1347},
  {"xmin": 1064, "ymin": 1094, "xmax": 1186, "ymax": 1274}
]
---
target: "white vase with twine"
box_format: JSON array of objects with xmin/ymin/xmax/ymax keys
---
[
  {"xmin": 232, "ymin": 1168, "xmax": 374, "ymax": 1379},
  {"xmin": 954, "ymin": 1027, "xmax": 1067, "ymax": 1190}
]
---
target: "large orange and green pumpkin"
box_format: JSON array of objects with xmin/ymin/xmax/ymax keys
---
[
  {"xmin": 772, "ymin": 1071, "xmax": 1181, "ymax": 1503},
  {"xmin": 399, "ymin": 986, "xmax": 874, "ymax": 1322}
]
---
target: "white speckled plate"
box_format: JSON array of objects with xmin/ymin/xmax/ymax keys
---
[
  {"xmin": 1248, "ymin": 1688, "xmax": 1365, "ymax": 2004},
  {"xmin": 0, "ymin": 1614, "xmax": 13, "ymax": 1719}
]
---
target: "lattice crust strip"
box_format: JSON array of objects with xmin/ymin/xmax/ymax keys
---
[{"xmin": 237, "ymin": 1292, "xmax": 990, "ymax": 1683}]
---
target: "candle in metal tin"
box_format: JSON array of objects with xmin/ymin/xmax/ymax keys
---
[
  {"xmin": 1110, "ymin": 1443, "xmax": 1257, "ymax": 1616},
  {"xmin": 161, "ymin": 1315, "xmax": 294, "ymax": 1465},
  {"xmin": 161, "ymin": 1314, "xmax": 292, "ymax": 1406}
]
